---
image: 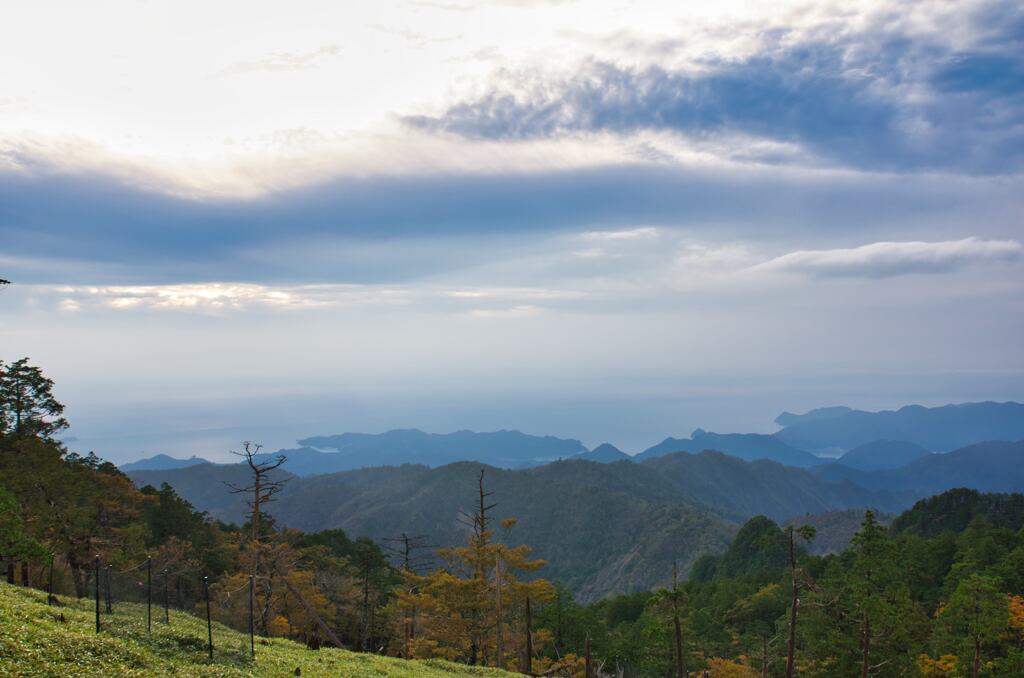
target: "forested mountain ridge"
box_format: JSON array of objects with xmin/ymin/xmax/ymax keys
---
[
  {"xmin": 132, "ymin": 458, "xmax": 736, "ymax": 601},
  {"xmin": 639, "ymin": 451, "xmax": 904, "ymax": 520},
  {"xmin": 889, "ymin": 487, "xmax": 1024, "ymax": 537},
  {"xmin": 126, "ymin": 438, "xmax": 1024, "ymax": 602},
  {"xmin": 127, "ymin": 451, "xmax": 907, "ymax": 600},
  {"xmin": 835, "ymin": 439, "xmax": 931, "ymax": 470},
  {"xmin": 810, "ymin": 440, "xmax": 1024, "ymax": 494}
]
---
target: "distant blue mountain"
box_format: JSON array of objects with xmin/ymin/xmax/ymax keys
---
[
  {"xmin": 810, "ymin": 440, "xmax": 1024, "ymax": 494},
  {"xmin": 120, "ymin": 454, "xmax": 211, "ymax": 472},
  {"xmin": 837, "ymin": 439, "xmax": 931, "ymax": 471},
  {"xmin": 774, "ymin": 406, "xmax": 854, "ymax": 428},
  {"xmin": 249, "ymin": 447, "xmax": 350, "ymax": 476},
  {"xmin": 264, "ymin": 429, "xmax": 589, "ymax": 474},
  {"xmin": 576, "ymin": 443, "xmax": 631, "ymax": 463},
  {"xmin": 776, "ymin": 401, "xmax": 1024, "ymax": 453},
  {"xmin": 635, "ymin": 429, "xmax": 822, "ymax": 467}
]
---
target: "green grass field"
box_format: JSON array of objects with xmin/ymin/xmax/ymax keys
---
[{"xmin": 0, "ymin": 582, "xmax": 517, "ymax": 677}]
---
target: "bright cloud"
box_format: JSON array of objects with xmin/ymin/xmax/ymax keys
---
[{"xmin": 754, "ymin": 238, "xmax": 1023, "ymax": 279}]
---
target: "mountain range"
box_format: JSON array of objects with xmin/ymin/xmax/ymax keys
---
[
  {"xmin": 773, "ymin": 401, "xmax": 1024, "ymax": 453},
  {"xmin": 121, "ymin": 401, "xmax": 1023, "ymax": 476},
  {"xmin": 118, "ymin": 400, "xmax": 1024, "ymax": 600},
  {"xmin": 635, "ymin": 429, "xmax": 822, "ymax": 467},
  {"xmin": 127, "ymin": 442, "xmax": 1024, "ymax": 601},
  {"xmin": 292, "ymin": 428, "xmax": 587, "ymax": 471},
  {"xmin": 810, "ymin": 441, "xmax": 1024, "ymax": 494}
]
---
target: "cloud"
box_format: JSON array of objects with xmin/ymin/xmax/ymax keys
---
[
  {"xmin": 754, "ymin": 238, "xmax": 1023, "ymax": 279},
  {"xmin": 220, "ymin": 45, "xmax": 341, "ymax": 75},
  {"xmin": 9, "ymin": 282, "xmax": 590, "ymax": 316},
  {"xmin": 2, "ymin": 152, "xmax": 1020, "ymax": 286},
  {"xmin": 404, "ymin": 0, "xmax": 1024, "ymax": 173}
]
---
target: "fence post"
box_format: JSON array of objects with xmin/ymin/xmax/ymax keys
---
[
  {"xmin": 204, "ymin": 576, "xmax": 213, "ymax": 660},
  {"xmin": 249, "ymin": 574, "xmax": 255, "ymax": 658},
  {"xmin": 94, "ymin": 555, "xmax": 100, "ymax": 633},
  {"xmin": 146, "ymin": 557, "xmax": 152, "ymax": 633}
]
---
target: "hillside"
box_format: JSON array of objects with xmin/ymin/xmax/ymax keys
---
[
  {"xmin": 270, "ymin": 459, "xmax": 737, "ymax": 602},
  {"xmin": 783, "ymin": 508, "xmax": 895, "ymax": 555},
  {"xmin": 836, "ymin": 439, "xmax": 931, "ymax": 471},
  {"xmin": 0, "ymin": 583, "xmax": 515, "ymax": 678},
  {"xmin": 129, "ymin": 451, "xmax": 909, "ymax": 600},
  {"xmin": 129, "ymin": 462, "xmax": 295, "ymax": 518},
  {"xmin": 811, "ymin": 440, "xmax": 1024, "ymax": 494},
  {"xmin": 889, "ymin": 487, "xmax": 1024, "ymax": 537},
  {"xmin": 775, "ymin": 401, "xmax": 1024, "ymax": 452},
  {"xmin": 635, "ymin": 430, "xmax": 821, "ymax": 467},
  {"xmin": 640, "ymin": 451, "xmax": 904, "ymax": 521}
]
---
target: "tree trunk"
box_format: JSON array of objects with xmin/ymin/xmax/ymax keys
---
[
  {"xmin": 6, "ymin": 561, "xmax": 14, "ymax": 585},
  {"xmin": 785, "ymin": 530, "xmax": 799, "ymax": 678},
  {"xmin": 21, "ymin": 561, "xmax": 30, "ymax": 586},
  {"xmin": 523, "ymin": 596, "xmax": 533, "ymax": 676},
  {"xmin": 673, "ymin": 611, "xmax": 684, "ymax": 678},
  {"xmin": 762, "ymin": 634, "xmax": 769, "ymax": 678},
  {"xmin": 972, "ymin": 637, "xmax": 981, "ymax": 678},
  {"xmin": 360, "ymin": 564, "xmax": 370, "ymax": 651},
  {"xmin": 68, "ymin": 553, "xmax": 87, "ymax": 598},
  {"xmin": 860, "ymin": 615, "xmax": 870, "ymax": 678},
  {"xmin": 495, "ymin": 555, "xmax": 505, "ymax": 669},
  {"xmin": 281, "ymin": 577, "xmax": 345, "ymax": 649}
]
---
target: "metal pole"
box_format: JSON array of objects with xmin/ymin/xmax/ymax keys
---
[
  {"xmin": 249, "ymin": 574, "xmax": 255, "ymax": 658},
  {"xmin": 94, "ymin": 556, "xmax": 100, "ymax": 633},
  {"xmin": 146, "ymin": 557, "xmax": 152, "ymax": 633},
  {"xmin": 204, "ymin": 576, "xmax": 213, "ymax": 660}
]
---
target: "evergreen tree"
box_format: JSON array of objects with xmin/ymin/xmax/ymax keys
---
[
  {"xmin": 938, "ymin": 575, "xmax": 1008, "ymax": 678},
  {"xmin": 0, "ymin": 358, "xmax": 68, "ymax": 439}
]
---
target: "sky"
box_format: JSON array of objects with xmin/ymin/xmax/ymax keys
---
[{"xmin": 1, "ymin": 0, "xmax": 1022, "ymax": 462}]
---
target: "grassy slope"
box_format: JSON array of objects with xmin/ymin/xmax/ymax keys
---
[{"xmin": 0, "ymin": 583, "xmax": 516, "ymax": 678}]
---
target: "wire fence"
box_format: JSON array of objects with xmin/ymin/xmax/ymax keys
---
[
  {"xmin": 3, "ymin": 553, "xmax": 263, "ymax": 665},
  {"xmin": 91, "ymin": 556, "xmax": 260, "ymax": 662}
]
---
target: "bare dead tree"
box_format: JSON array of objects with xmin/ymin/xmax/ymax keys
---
[
  {"xmin": 225, "ymin": 442, "xmax": 288, "ymax": 542},
  {"xmin": 224, "ymin": 442, "xmax": 288, "ymax": 579},
  {"xmin": 784, "ymin": 525, "xmax": 816, "ymax": 678},
  {"xmin": 455, "ymin": 469, "xmax": 497, "ymax": 577},
  {"xmin": 455, "ymin": 468, "xmax": 497, "ymax": 666}
]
